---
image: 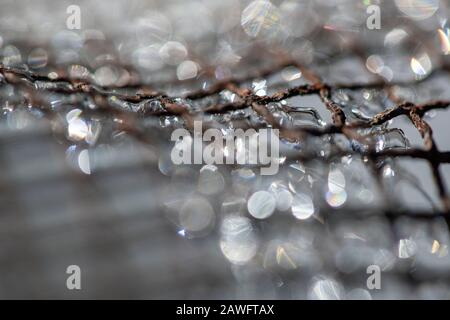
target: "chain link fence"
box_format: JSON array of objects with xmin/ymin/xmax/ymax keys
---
[{"xmin": 1, "ymin": 0, "xmax": 450, "ymax": 299}]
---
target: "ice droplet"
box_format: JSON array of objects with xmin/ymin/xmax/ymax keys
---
[
  {"xmin": 177, "ymin": 60, "xmax": 198, "ymax": 80},
  {"xmin": 159, "ymin": 41, "xmax": 187, "ymax": 65},
  {"xmin": 248, "ymin": 190, "xmax": 276, "ymax": 219},
  {"xmin": 241, "ymin": 1, "xmax": 281, "ymax": 38},
  {"xmin": 198, "ymin": 165, "xmax": 225, "ymax": 195},
  {"xmin": 179, "ymin": 197, "xmax": 215, "ymax": 233},
  {"xmin": 291, "ymin": 193, "xmax": 314, "ymax": 220},
  {"xmin": 220, "ymin": 215, "xmax": 258, "ymax": 264}
]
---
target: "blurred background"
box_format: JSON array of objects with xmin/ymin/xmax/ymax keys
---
[{"xmin": 1, "ymin": 0, "xmax": 450, "ymax": 299}]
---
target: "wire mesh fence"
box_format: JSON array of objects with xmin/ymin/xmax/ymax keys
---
[{"xmin": 1, "ymin": 0, "xmax": 450, "ymax": 299}]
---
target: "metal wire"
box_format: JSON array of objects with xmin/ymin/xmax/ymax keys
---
[{"xmin": 1, "ymin": 1, "xmax": 450, "ymax": 299}]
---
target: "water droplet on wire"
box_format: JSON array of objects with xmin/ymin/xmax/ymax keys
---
[
  {"xmin": 177, "ymin": 60, "xmax": 198, "ymax": 80},
  {"xmin": 395, "ymin": 0, "xmax": 439, "ymax": 20},
  {"xmin": 291, "ymin": 193, "xmax": 314, "ymax": 220},
  {"xmin": 241, "ymin": 1, "xmax": 281, "ymax": 39},
  {"xmin": 198, "ymin": 165, "xmax": 225, "ymax": 195},
  {"xmin": 220, "ymin": 215, "xmax": 258, "ymax": 264},
  {"xmin": 28, "ymin": 48, "xmax": 48, "ymax": 69},
  {"xmin": 248, "ymin": 190, "xmax": 276, "ymax": 219},
  {"xmin": 411, "ymin": 52, "xmax": 432, "ymax": 78},
  {"xmin": 179, "ymin": 197, "xmax": 215, "ymax": 235}
]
